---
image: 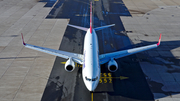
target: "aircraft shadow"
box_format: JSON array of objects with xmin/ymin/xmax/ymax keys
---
[{"xmin": 96, "ymin": 39, "xmax": 180, "ymax": 101}]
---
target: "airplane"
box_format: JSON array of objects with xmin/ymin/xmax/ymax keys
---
[{"xmin": 21, "ymin": 2, "xmax": 162, "ymax": 91}]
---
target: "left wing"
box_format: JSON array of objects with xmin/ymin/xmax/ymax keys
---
[
  {"xmin": 21, "ymin": 33, "xmax": 83, "ymax": 64},
  {"xmin": 99, "ymin": 34, "xmax": 162, "ymax": 64},
  {"xmin": 68, "ymin": 24, "xmax": 88, "ymax": 31}
]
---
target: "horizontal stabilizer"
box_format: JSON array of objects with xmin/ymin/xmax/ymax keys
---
[
  {"xmin": 94, "ymin": 24, "xmax": 115, "ymax": 31},
  {"xmin": 68, "ymin": 24, "xmax": 88, "ymax": 31}
]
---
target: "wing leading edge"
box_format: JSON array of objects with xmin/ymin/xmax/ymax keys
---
[
  {"xmin": 21, "ymin": 33, "xmax": 83, "ymax": 64},
  {"xmin": 99, "ymin": 34, "xmax": 162, "ymax": 64}
]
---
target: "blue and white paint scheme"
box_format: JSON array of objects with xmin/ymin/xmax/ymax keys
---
[{"xmin": 21, "ymin": 2, "xmax": 162, "ymax": 91}]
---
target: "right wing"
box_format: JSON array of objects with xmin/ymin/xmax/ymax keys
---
[
  {"xmin": 99, "ymin": 34, "xmax": 162, "ymax": 64},
  {"xmin": 94, "ymin": 24, "xmax": 115, "ymax": 31},
  {"xmin": 21, "ymin": 33, "xmax": 83, "ymax": 64}
]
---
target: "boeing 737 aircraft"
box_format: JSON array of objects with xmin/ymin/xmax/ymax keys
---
[{"xmin": 21, "ymin": 2, "xmax": 162, "ymax": 91}]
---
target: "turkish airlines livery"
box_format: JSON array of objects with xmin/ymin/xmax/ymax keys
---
[{"xmin": 21, "ymin": 2, "xmax": 162, "ymax": 91}]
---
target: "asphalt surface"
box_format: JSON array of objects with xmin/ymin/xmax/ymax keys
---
[{"xmin": 41, "ymin": 0, "xmax": 154, "ymax": 101}]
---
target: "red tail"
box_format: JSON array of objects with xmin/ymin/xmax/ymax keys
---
[
  {"xmin": 157, "ymin": 34, "xmax": 162, "ymax": 46},
  {"xmin": 90, "ymin": 2, "xmax": 92, "ymax": 33},
  {"xmin": 21, "ymin": 33, "xmax": 26, "ymax": 45}
]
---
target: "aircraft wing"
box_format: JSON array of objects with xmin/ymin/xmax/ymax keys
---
[
  {"xmin": 99, "ymin": 34, "xmax": 162, "ymax": 64},
  {"xmin": 21, "ymin": 33, "xmax": 83, "ymax": 64}
]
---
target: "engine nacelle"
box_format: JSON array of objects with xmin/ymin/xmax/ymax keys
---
[
  {"xmin": 108, "ymin": 59, "xmax": 118, "ymax": 72},
  {"xmin": 65, "ymin": 58, "xmax": 75, "ymax": 72}
]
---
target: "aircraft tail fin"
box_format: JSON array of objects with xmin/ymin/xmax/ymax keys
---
[
  {"xmin": 67, "ymin": 2, "xmax": 92, "ymax": 33},
  {"xmin": 94, "ymin": 24, "xmax": 115, "ymax": 31},
  {"xmin": 68, "ymin": 2, "xmax": 114, "ymax": 32}
]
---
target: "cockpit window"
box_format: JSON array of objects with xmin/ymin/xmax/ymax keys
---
[
  {"xmin": 92, "ymin": 77, "xmax": 98, "ymax": 81},
  {"xmin": 85, "ymin": 77, "xmax": 91, "ymax": 81},
  {"xmin": 85, "ymin": 76, "xmax": 98, "ymax": 81}
]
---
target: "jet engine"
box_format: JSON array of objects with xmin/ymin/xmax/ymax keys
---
[
  {"xmin": 108, "ymin": 59, "xmax": 118, "ymax": 72},
  {"xmin": 65, "ymin": 58, "xmax": 75, "ymax": 72}
]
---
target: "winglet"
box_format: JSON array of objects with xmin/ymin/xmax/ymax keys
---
[
  {"xmin": 21, "ymin": 33, "xmax": 26, "ymax": 45},
  {"xmin": 157, "ymin": 34, "xmax": 162, "ymax": 46}
]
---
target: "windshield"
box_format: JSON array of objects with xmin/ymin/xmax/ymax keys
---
[{"xmin": 85, "ymin": 76, "xmax": 98, "ymax": 81}]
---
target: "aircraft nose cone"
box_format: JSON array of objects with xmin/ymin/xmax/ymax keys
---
[{"xmin": 87, "ymin": 85, "xmax": 95, "ymax": 92}]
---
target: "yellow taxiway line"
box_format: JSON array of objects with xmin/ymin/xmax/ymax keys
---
[
  {"xmin": 91, "ymin": 93, "xmax": 93, "ymax": 101},
  {"xmin": 101, "ymin": 76, "xmax": 129, "ymax": 80}
]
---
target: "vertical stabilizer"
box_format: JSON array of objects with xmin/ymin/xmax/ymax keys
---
[{"xmin": 90, "ymin": 2, "xmax": 92, "ymax": 33}]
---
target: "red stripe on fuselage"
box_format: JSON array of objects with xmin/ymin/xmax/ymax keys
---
[{"xmin": 90, "ymin": 2, "xmax": 92, "ymax": 34}]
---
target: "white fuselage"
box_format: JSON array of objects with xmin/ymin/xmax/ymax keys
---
[{"xmin": 82, "ymin": 29, "xmax": 100, "ymax": 91}]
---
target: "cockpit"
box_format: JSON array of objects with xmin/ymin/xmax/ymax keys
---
[{"xmin": 85, "ymin": 76, "xmax": 98, "ymax": 81}]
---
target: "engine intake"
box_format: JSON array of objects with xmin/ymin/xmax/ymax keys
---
[
  {"xmin": 65, "ymin": 58, "xmax": 75, "ymax": 72},
  {"xmin": 108, "ymin": 59, "xmax": 118, "ymax": 72}
]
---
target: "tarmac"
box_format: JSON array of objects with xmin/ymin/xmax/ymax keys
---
[
  {"xmin": 122, "ymin": 0, "xmax": 180, "ymax": 101},
  {"xmin": 0, "ymin": 0, "xmax": 68, "ymax": 101},
  {"xmin": 0, "ymin": 0, "xmax": 180, "ymax": 101}
]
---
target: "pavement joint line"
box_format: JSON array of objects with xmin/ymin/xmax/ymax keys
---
[
  {"xmin": 11, "ymin": 15, "xmax": 54, "ymax": 98},
  {"xmin": 0, "ymin": 0, "xmax": 22, "ymax": 17},
  {"xmin": 25, "ymin": 7, "xmax": 50, "ymax": 43},
  {"xmin": 0, "ymin": 2, "xmax": 50, "ymax": 100},
  {"xmin": 0, "ymin": 41, "xmax": 36, "ymax": 99},
  {"xmin": 0, "ymin": 9, "xmax": 23, "ymax": 36},
  {"xmin": 1, "ymin": 1, "xmax": 43, "ymax": 35},
  {"xmin": 0, "ymin": 4, "xmax": 39, "ymax": 38},
  {"xmin": 0, "ymin": 56, "xmax": 14, "ymax": 79},
  {"xmin": 0, "ymin": 3, "xmax": 30, "ymax": 79},
  {"xmin": 12, "ymin": 55, "xmax": 38, "ymax": 101},
  {"xmin": 0, "ymin": 46, "xmax": 7, "ymax": 55},
  {"xmin": 0, "ymin": 47, "xmax": 25, "ymax": 79},
  {"xmin": 1, "ymin": 13, "xmax": 34, "ymax": 45},
  {"xmin": 12, "ymin": 14, "xmax": 59, "ymax": 100},
  {"xmin": 41, "ymin": 19, "xmax": 58, "ymax": 47},
  {"xmin": 9, "ymin": 14, "xmax": 45, "ymax": 99}
]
